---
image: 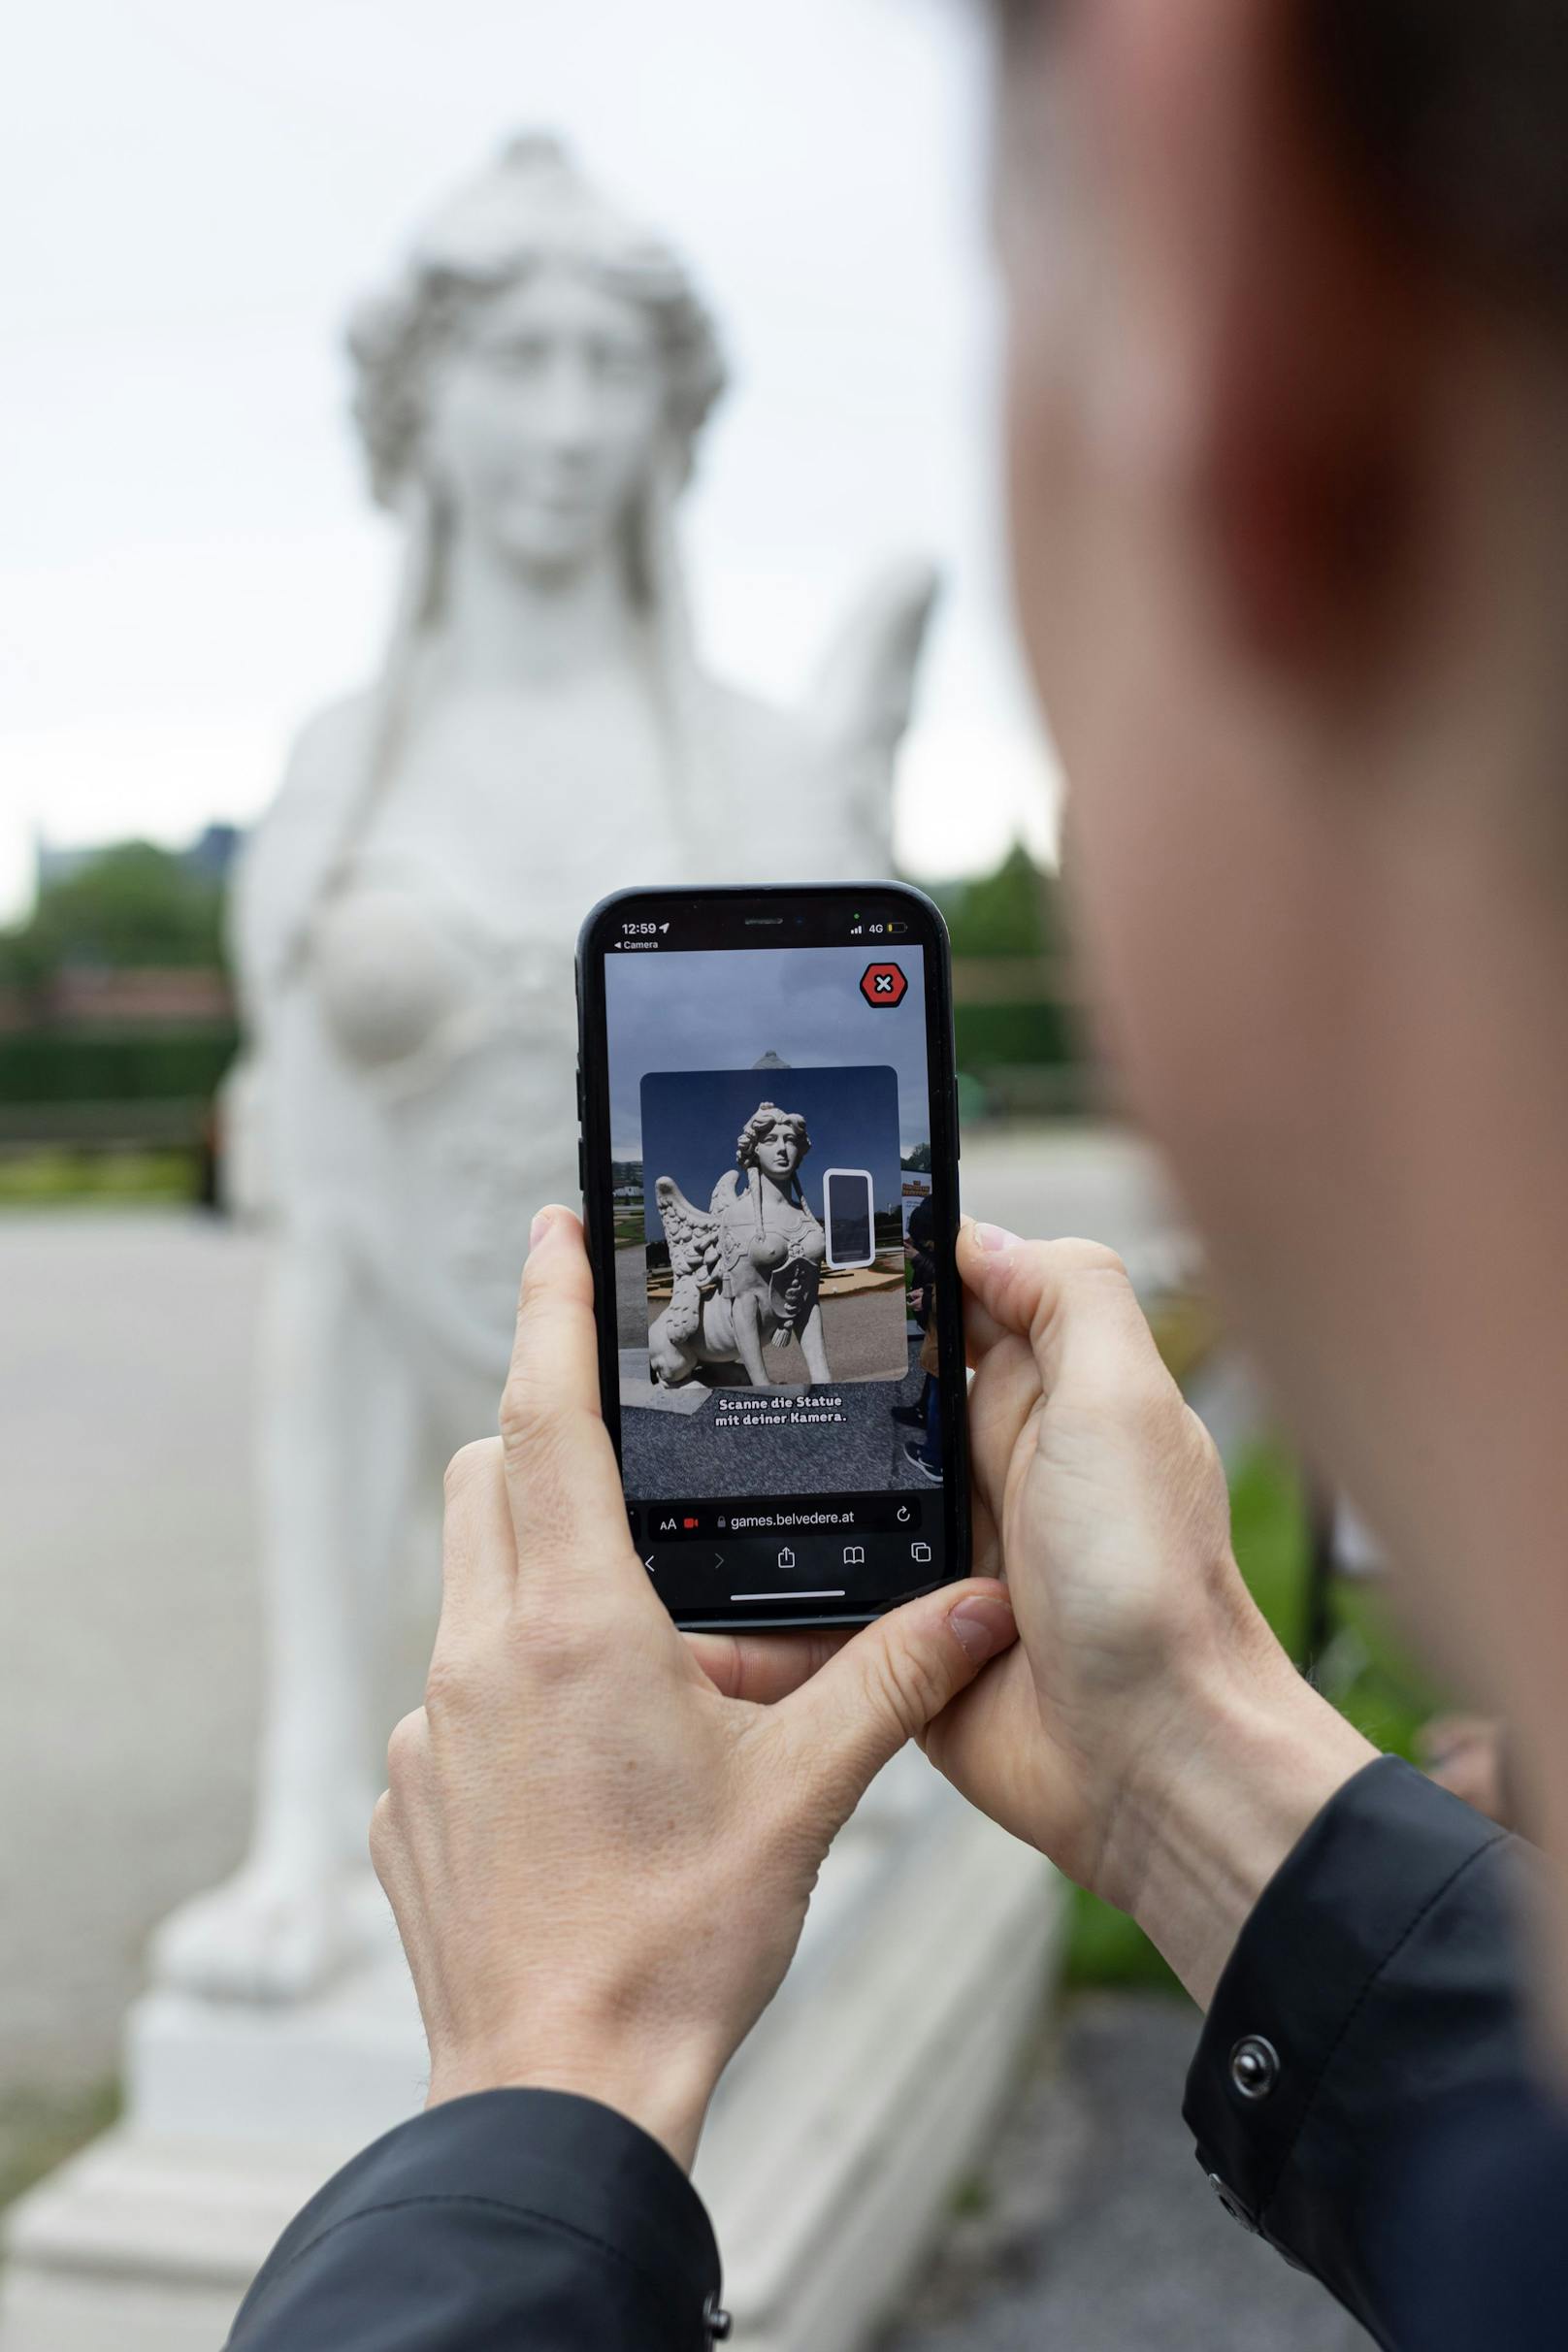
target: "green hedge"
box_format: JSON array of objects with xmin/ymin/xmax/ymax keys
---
[
  {"xmin": 954, "ymin": 999, "xmax": 1080, "ymax": 1071},
  {"xmin": 0, "ymin": 1028, "xmax": 239, "ymax": 1104},
  {"xmin": 1, "ymin": 1008, "xmax": 1078, "ymax": 1102}
]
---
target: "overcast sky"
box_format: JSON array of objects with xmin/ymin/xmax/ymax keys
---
[{"xmin": 1, "ymin": 0, "xmax": 1061, "ymax": 924}]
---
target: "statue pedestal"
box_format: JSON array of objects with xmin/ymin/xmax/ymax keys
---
[{"xmin": 1, "ymin": 1779, "xmax": 1062, "ymax": 2352}]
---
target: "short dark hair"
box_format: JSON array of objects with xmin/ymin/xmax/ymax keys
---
[
  {"xmin": 993, "ymin": 1, "xmax": 1568, "ymax": 312},
  {"xmin": 1308, "ymin": 0, "xmax": 1568, "ymax": 310}
]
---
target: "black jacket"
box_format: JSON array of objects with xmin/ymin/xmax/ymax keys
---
[
  {"xmin": 227, "ymin": 1756, "xmax": 1552, "ymax": 2351},
  {"xmin": 226, "ymin": 2085, "xmax": 725, "ymax": 2350}
]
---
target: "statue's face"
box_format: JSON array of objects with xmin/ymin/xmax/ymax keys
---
[
  {"xmin": 424, "ymin": 263, "xmax": 665, "ymax": 574},
  {"xmin": 754, "ymin": 1123, "xmax": 801, "ymax": 1179}
]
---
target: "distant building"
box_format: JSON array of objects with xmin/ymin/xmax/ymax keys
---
[{"xmin": 182, "ymin": 824, "xmax": 245, "ymax": 883}]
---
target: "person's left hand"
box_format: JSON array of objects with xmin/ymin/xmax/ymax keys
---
[{"xmin": 370, "ymin": 1206, "xmax": 1017, "ymax": 2171}]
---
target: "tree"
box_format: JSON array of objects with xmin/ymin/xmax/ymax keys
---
[
  {"xmin": 0, "ymin": 842, "xmax": 226, "ymax": 987},
  {"xmin": 936, "ymin": 840, "xmax": 1062, "ymax": 960}
]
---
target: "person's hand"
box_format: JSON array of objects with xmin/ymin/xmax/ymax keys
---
[
  {"xmin": 369, "ymin": 1207, "xmax": 1018, "ymax": 2170},
  {"xmin": 925, "ymin": 1224, "xmax": 1375, "ymax": 2004}
]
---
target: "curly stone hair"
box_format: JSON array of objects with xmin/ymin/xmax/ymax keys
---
[
  {"xmin": 345, "ymin": 132, "xmax": 728, "ymax": 508},
  {"xmin": 735, "ymin": 1102, "xmax": 812, "ymax": 1173}
]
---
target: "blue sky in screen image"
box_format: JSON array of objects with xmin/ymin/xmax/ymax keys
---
[
  {"xmin": 605, "ymin": 945, "xmax": 931, "ymax": 1160},
  {"xmin": 640, "ymin": 1065, "xmax": 902, "ymax": 1245}
]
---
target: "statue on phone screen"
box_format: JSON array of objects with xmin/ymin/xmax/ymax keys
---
[
  {"xmin": 651, "ymin": 1101, "xmax": 831, "ymax": 1389},
  {"xmin": 153, "ymin": 135, "xmax": 937, "ymax": 1999}
]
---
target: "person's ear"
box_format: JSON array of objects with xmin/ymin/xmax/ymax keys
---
[{"xmin": 1090, "ymin": 0, "xmax": 1427, "ymax": 669}]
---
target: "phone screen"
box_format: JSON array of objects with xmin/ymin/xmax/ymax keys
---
[{"xmin": 578, "ymin": 887, "xmax": 966, "ymax": 1627}]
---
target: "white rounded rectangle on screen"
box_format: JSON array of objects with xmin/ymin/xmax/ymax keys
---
[{"xmin": 822, "ymin": 1167, "xmax": 877, "ymax": 1270}]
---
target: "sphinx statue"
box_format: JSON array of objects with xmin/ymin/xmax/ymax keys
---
[
  {"xmin": 651, "ymin": 1100, "xmax": 830, "ymax": 1388},
  {"xmin": 153, "ymin": 134, "xmax": 938, "ymax": 1999}
]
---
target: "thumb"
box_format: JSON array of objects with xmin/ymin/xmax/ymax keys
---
[
  {"xmin": 771, "ymin": 1580, "xmax": 1017, "ymax": 1824},
  {"xmin": 958, "ymin": 1222, "xmax": 1162, "ymax": 1402}
]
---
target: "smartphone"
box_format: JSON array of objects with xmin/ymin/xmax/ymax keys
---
[{"xmin": 575, "ymin": 882, "xmax": 969, "ymax": 1630}]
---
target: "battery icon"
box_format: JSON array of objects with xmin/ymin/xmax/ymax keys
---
[{"xmin": 887, "ymin": 922, "xmax": 909, "ymax": 935}]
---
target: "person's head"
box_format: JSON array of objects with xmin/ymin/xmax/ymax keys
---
[
  {"xmin": 994, "ymin": 4, "xmax": 1568, "ymax": 1738},
  {"xmin": 348, "ymin": 133, "xmax": 725, "ymax": 584},
  {"xmin": 738, "ymin": 1104, "xmax": 810, "ymax": 1184}
]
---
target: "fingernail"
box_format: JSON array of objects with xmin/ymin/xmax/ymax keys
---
[
  {"xmin": 529, "ymin": 1207, "xmax": 557, "ymax": 1250},
  {"xmin": 948, "ymin": 1593, "xmax": 1016, "ymax": 1663},
  {"xmin": 973, "ymin": 1222, "xmax": 1020, "ymax": 1256}
]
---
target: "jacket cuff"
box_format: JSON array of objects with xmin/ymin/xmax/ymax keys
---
[
  {"xmin": 236, "ymin": 2087, "xmax": 724, "ymax": 2343},
  {"xmin": 1183, "ymin": 1754, "xmax": 1525, "ymax": 2335}
]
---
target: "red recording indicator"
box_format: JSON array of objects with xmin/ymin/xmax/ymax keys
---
[{"xmin": 860, "ymin": 962, "xmax": 907, "ymax": 1008}]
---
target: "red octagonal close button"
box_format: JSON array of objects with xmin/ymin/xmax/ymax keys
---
[{"xmin": 860, "ymin": 962, "xmax": 908, "ymax": 1008}]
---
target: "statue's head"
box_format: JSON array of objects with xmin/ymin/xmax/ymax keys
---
[
  {"xmin": 737, "ymin": 1102, "xmax": 810, "ymax": 1182},
  {"xmin": 347, "ymin": 134, "xmax": 726, "ymax": 583}
]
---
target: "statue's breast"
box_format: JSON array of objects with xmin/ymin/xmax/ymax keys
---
[{"xmin": 310, "ymin": 884, "xmax": 479, "ymax": 1070}]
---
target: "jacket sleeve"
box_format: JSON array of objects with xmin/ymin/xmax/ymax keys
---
[
  {"xmin": 225, "ymin": 2087, "xmax": 729, "ymax": 2352},
  {"xmin": 1183, "ymin": 1753, "xmax": 1530, "ymax": 2349}
]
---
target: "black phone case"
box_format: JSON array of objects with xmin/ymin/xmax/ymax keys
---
[{"xmin": 574, "ymin": 881, "xmax": 971, "ymax": 1630}]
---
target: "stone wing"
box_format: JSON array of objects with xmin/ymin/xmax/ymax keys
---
[{"xmin": 654, "ymin": 1176, "xmax": 723, "ymax": 1298}]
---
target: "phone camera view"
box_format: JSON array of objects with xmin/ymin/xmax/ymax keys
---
[{"xmin": 598, "ymin": 909, "xmax": 950, "ymax": 1622}]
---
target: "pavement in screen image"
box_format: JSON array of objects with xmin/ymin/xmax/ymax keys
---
[{"xmin": 618, "ymin": 1250, "xmax": 935, "ymax": 1500}]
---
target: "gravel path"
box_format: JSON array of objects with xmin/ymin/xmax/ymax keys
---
[
  {"xmin": 621, "ymin": 1335, "xmax": 932, "ymax": 1503},
  {"xmin": 0, "ymin": 1213, "xmax": 264, "ymax": 2101},
  {"xmin": 880, "ymin": 1995, "xmax": 1372, "ymax": 2352}
]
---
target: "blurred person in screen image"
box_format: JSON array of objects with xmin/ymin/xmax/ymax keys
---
[
  {"xmin": 227, "ymin": 5, "xmax": 1568, "ymax": 2348},
  {"xmin": 895, "ymin": 1193, "xmax": 945, "ymax": 1484}
]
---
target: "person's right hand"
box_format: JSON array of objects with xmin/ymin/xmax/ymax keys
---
[
  {"xmin": 369, "ymin": 1208, "xmax": 1016, "ymax": 2172},
  {"xmin": 927, "ymin": 1223, "xmax": 1376, "ymax": 2005}
]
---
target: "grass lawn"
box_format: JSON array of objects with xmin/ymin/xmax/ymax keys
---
[
  {"xmin": 0, "ymin": 1148, "xmax": 199, "ymax": 1206},
  {"xmin": 0, "ymin": 2081, "xmax": 119, "ymax": 2216},
  {"xmin": 1062, "ymin": 1434, "xmax": 1445, "ymax": 1995}
]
